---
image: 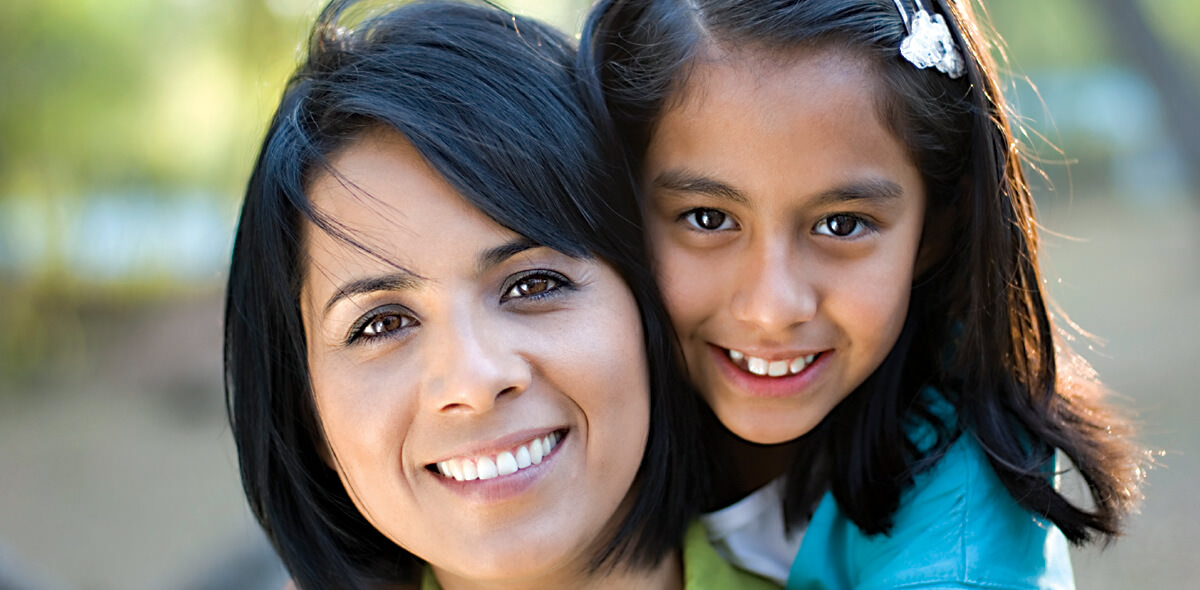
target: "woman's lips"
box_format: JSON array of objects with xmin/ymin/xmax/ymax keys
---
[{"xmin": 430, "ymin": 430, "xmax": 564, "ymax": 482}]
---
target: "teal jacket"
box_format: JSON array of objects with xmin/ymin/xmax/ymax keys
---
[{"xmin": 788, "ymin": 393, "xmax": 1074, "ymax": 590}]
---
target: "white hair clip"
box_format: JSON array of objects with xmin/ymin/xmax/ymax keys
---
[{"xmin": 893, "ymin": 0, "xmax": 965, "ymax": 79}]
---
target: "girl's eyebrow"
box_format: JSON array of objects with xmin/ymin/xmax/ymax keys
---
[
  {"xmin": 322, "ymin": 238, "xmax": 541, "ymax": 314},
  {"xmin": 810, "ymin": 179, "xmax": 904, "ymax": 208},
  {"xmin": 651, "ymin": 171, "xmax": 902, "ymax": 208},
  {"xmin": 651, "ymin": 169, "xmax": 749, "ymax": 204}
]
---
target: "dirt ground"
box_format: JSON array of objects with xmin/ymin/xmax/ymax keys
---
[{"xmin": 0, "ymin": 193, "xmax": 1195, "ymax": 589}]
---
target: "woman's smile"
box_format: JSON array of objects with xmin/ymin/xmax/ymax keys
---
[
  {"xmin": 422, "ymin": 429, "xmax": 569, "ymax": 506},
  {"xmin": 430, "ymin": 429, "xmax": 564, "ymax": 482}
]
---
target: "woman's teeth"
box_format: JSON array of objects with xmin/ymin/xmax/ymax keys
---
[
  {"xmin": 435, "ymin": 432, "xmax": 561, "ymax": 482},
  {"xmin": 728, "ymin": 349, "xmax": 816, "ymax": 377}
]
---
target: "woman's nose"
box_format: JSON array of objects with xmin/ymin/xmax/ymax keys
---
[{"xmin": 420, "ymin": 307, "xmax": 531, "ymax": 414}]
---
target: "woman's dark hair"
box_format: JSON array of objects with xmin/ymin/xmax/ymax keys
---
[
  {"xmin": 224, "ymin": 1, "xmax": 703, "ymax": 588},
  {"xmin": 580, "ymin": 0, "xmax": 1144, "ymax": 544}
]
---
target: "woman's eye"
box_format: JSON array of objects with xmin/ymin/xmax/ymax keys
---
[
  {"xmin": 683, "ymin": 208, "xmax": 735, "ymax": 231},
  {"xmin": 502, "ymin": 271, "xmax": 570, "ymax": 302},
  {"xmin": 814, "ymin": 214, "xmax": 869, "ymax": 238},
  {"xmin": 363, "ymin": 314, "xmax": 409, "ymax": 337},
  {"xmin": 348, "ymin": 307, "xmax": 417, "ymax": 344}
]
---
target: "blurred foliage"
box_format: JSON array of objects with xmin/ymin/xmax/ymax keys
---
[
  {"xmin": 0, "ymin": 0, "xmax": 312, "ymax": 199},
  {"xmin": 0, "ymin": 0, "xmax": 318, "ymax": 383},
  {"xmin": 979, "ymin": 0, "xmax": 1199, "ymax": 73},
  {"xmin": 982, "ymin": 0, "xmax": 1200, "ymax": 196}
]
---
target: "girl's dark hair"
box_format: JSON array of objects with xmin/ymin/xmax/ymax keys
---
[
  {"xmin": 580, "ymin": 0, "xmax": 1144, "ymax": 544},
  {"xmin": 224, "ymin": 1, "xmax": 703, "ymax": 588}
]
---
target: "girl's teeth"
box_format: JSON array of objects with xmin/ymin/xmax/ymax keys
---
[
  {"xmin": 767, "ymin": 360, "xmax": 788, "ymax": 377},
  {"xmin": 728, "ymin": 349, "xmax": 818, "ymax": 378},
  {"xmin": 747, "ymin": 357, "xmax": 769, "ymax": 375},
  {"xmin": 436, "ymin": 433, "xmax": 562, "ymax": 482},
  {"xmin": 790, "ymin": 357, "xmax": 806, "ymax": 373}
]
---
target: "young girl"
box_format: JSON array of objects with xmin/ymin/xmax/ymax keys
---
[
  {"xmin": 224, "ymin": 1, "xmax": 775, "ymax": 589},
  {"xmin": 580, "ymin": 0, "xmax": 1146, "ymax": 587}
]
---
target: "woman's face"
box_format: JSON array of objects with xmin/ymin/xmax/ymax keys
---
[
  {"xmin": 641, "ymin": 48, "xmax": 927, "ymax": 445},
  {"xmin": 300, "ymin": 129, "xmax": 651, "ymax": 585}
]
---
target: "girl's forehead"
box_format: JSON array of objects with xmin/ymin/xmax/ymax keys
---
[{"xmin": 670, "ymin": 45, "xmax": 879, "ymax": 119}]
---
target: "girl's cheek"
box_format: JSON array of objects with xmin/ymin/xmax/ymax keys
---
[{"xmin": 653, "ymin": 246, "xmax": 710, "ymax": 313}]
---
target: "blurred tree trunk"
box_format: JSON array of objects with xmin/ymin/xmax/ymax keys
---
[{"xmin": 1093, "ymin": 0, "xmax": 1200, "ymax": 195}]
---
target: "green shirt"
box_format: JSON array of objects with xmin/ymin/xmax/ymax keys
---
[{"xmin": 421, "ymin": 522, "xmax": 779, "ymax": 590}]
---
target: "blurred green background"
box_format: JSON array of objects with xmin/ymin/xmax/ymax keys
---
[{"xmin": 0, "ymin": 0, "xmax": 1196, "ymax": 588}]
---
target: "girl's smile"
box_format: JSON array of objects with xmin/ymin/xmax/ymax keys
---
[
  {"xmin": 642, "ymin": 47, "xmax": 929, "ymax": 445},
  {"xmin": 299, "ymin": 129, "xmax": 652, "ymax": 585},
  {"xmin": 710, "ymin": 344, "xmax": 833, "ymax": 399}
]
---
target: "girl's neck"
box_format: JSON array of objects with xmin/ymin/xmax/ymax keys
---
[
  {"xmin": 431, "ymin": 549, "xmax": 682, "ymax": 590},
  {"xmin": 710, "ymin": 427, "xmax": 802, "ymax": 509}
]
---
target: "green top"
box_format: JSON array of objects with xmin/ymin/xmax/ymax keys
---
[{"xmin": 421, "ymin": 521, "xmax": 780, "ymax": 590}]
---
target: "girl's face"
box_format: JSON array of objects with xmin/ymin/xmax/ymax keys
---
[
  {"xmin": 641, "ymin": 48, "xmax": 927, "ymax": 445},
  {"xmin": 301, "ymin": 129, "xmax": 651, "ymax": 585}
]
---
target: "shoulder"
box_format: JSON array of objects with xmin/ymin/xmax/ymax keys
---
[
  {"xmin": 789, "ymin": 434, "xmax": 1075, "ymax": 590},
  {"xmin": 684, "ymin": 521, "xmax": 781, "ymax": 590}
]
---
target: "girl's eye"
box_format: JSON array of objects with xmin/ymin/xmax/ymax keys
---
[
  {"xmin": 683, "ymin": 208, "xmax": 736, "ymax": 231},
  {"xmin": 348, "ymin": 306, "xmax": 417, "ymax": 345},
  {"xmin": 501, "ymin": 271, "xmax": 571, "ymax": 303},
  {"xmin": 814, "ymin": 214, "xmax": 870, "ymax": 238}
]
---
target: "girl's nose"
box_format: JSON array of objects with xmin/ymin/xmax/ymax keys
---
[
  {"xmin": 420, "ymin": 308, "xmax": 531, "ymax": 414},
  {"xmin": 729, "ymin": 241, "xmax": 817, "ymax": 334}
]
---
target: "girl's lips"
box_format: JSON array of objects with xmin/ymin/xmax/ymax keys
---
[
  {"xmin": 708, "ymin": 344, "xmax": 831, "ymax": 398},
  {"xmin": 725, "ymin": 347, "xmax": 820, "ymax": 377}
]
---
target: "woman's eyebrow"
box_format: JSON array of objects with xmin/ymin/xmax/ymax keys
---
[
  {"xmin": 476, "ymin": 237, "xmax": 540, "ymax": 274},
  {"xmin": 651, "ymin": 169, "xmax": 749, "ymax": 205},
  {"xmin": 324, "ymin": 272, "xmax": 422, "ymax": 314}
]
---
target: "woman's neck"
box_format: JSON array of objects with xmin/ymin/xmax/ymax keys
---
[{"xmin": 431, "ymin": 549, "xmax": 682, "ymax": 590}]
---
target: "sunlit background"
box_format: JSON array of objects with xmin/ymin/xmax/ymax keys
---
[{"xmin": 1, "ymin": 0, "xmax": 1196, "ymax": 588}]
